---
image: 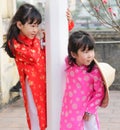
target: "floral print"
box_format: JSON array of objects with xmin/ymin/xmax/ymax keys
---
[
  {"xmin": 60, "ymin": 60, "xmax": 105, "ymax": 130},
  {"xmin": 12, "ymin": 34, "xmax": 46, "ymax": 130}
]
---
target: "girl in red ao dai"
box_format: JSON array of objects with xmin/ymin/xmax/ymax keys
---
[{"xmin": 3, "ymin": 3, "xmax": 46, "ymax": 130}]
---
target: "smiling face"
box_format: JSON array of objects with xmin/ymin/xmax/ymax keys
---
[
  {"xmin": 71, "ymin": 47, "xmax": 95, "ymax": 66},
  {"xmin": 17, "ymin": 20, "xmax": 39, "ymax": 39}
]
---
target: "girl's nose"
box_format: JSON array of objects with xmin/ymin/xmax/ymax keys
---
[
  {"xmin": 88, "ymin": 52, "xmax": 91, "ymax": 57},
  {"xmin": 88, "ymin": 52, "xmax": 94, "ymax": 58},
  {"xmin": 33, "ymin": 27, "xmax": 38, "ymax": 33}
]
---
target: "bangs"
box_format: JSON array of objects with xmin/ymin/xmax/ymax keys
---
[
  {"xmin": 80, "ymin": 41, "xmax": 94, "ymax": 51},
  {"xmin": 77, "ymin": 35, "xmax": 95, "ymax": 51},
  {"xmin": 21, "ymin": 6, "xmax": 42, "ymax": 25},
  {"xmin": 27, "ymin": 13, "xmax": 42, "ymax": 24}
]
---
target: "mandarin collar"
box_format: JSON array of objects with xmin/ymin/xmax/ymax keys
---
[
  {"xmin": 18, "ymin": 34, "xmax": 35, "ymax": 46},
  {"xmin": 74, "ymin": 63, "xmax": 88, "ymax": 70}
]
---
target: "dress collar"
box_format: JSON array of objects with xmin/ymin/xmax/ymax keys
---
[{"xmin": 18, "ymin": 34, "xmax": 35, "ymax": 46}]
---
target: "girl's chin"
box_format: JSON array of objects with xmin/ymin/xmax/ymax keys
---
[
  {"xmin": 85, "ymin": 62, "xmax": 92, "ymax": 66},
  {"xmin": 29, "ymin": 37, "xmax": 35, "ymax": 39},
  {"xmin": 29, "ymin": 35, "xmax": 36, "ymax": 39}
]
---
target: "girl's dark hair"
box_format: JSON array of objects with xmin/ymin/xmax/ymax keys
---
[
  {"xmin": 2, "ymin": 3, "xmax": 42, "ymax": 58},
  {"xmin": 68, "ymin": 30, "xmax": 95, "ymax": 72}
]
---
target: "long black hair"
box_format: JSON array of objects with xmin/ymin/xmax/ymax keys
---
[
  {"xmin": 68, "ymin": 30, "xmax": 95, "ymax": 72},
  {"xmin": 2, "ymin": 3, "xmax": 42, "ymax": 58}
]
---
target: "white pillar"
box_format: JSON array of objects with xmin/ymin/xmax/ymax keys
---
[{"xmin": 45, "ymin": 0, "xmax": 68, "ymax": 130}]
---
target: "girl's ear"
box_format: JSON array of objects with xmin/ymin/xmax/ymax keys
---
[
  {"xmin": 71, "ymin": 51, "xmax": 77, "ymax": 59},
  {"xmin": 16, "ymin": 21, "xmax": 23, "ymax": 29}
]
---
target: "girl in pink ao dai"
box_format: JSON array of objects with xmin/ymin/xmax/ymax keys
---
[{"xmin": 60, "ymin": 30, "xmax": 105, "ymax": 130}]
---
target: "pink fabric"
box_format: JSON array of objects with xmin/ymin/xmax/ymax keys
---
[{"xmin": 60, "ymin": 59, "xmax": 105, "ymax": 130}]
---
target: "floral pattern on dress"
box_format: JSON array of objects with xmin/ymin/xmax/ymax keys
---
[
  {"xmin": 60, "ymin": 59, "xmax": 105, "ymax": 130},
  {"xmin": 12, "ymin": 35, "xmax": 46, "ymax": 130}
]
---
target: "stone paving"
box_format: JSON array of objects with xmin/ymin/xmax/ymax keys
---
[
  {"xmin": 99, "ymin": 91, "xmax": 120, "ymax": 130},
  {"xmin": 0, "ymin": 90, "xmax": 120, "ymax": 130}
]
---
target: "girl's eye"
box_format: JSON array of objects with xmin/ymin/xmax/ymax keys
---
[
  {"xmin": 83, "ymin": 50, "xmax": 88, "ymax": 53},
  {"xmin": 31, "ymin": 25, "xmax": 35, "ymax": 27},
  {"xmin": 29, "ymin": 24, "xmax": 34, "ymax": 27},
  {"xmin": 31, "ymin": 24, "xmax": 38, "ymax": 27}
]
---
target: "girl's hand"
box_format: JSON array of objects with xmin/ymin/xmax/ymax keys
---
[
  {"xmin": 37, "ymin": 29, "xmax": 45, "ymax": 42},
  {"xmin": 100, "ymin": 90, "xmax": 109, "ymax": 108},
  {"xmin": 67, "ymin": 8, "xmax": 74, "ymax": 31},
  {"xmin": 66, "ymin": 8, "xmax": 73, "ymax": 23},
  {"xmin": 100, "ymin": 97, "xmax": 109, "ymax": 108},
  {"xmin": 83, "ymin": 112, "xmax": 91, "ymax": 121}
]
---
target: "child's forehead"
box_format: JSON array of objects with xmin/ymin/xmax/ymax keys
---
[
  {"xmin": 78, "ymin": 44, "xmax": 91, "ymax": 51},
  {"xmin": 79, "ymin": 45, "xmax": 88, "ymax": 50},
  {"xmin": 27, "ymin": 19, "xmax": 40, "ymax": 24}
]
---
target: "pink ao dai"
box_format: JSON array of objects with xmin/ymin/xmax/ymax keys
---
[{"xmin": 60, "ymin": 61, "xmax": 105, "ymax": 130}]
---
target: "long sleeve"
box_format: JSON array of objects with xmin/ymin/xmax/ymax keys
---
[
  {"xmin": 68, "ymin": 20, "xmax": 74, "ymax": 31},
  {"xmin": 86, "ymin": 69, "xmax": 105, "ymax": 114}
]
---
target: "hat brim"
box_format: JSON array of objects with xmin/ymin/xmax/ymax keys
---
[
  {"xmin": 94, "ymin": 58, "xmax": 115, "ymax": 89},
  {"xmin": 94, "ymin": 58, "xmax": 116, "ymax": 108}
]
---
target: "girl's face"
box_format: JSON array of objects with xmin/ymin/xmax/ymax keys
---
[
  {"xmin": 71, "ymin": 47, "xmax": 95, "ymax": 66},
  {"xmin": 17, "ymin": 21, "xmax": 39, "ymax": 39}
]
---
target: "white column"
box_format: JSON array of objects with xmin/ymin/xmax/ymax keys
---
[{"xmin": 45, "ymin": 0, "xmax": 68, "ymax": 130}]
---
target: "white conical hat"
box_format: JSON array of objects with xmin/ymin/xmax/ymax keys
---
[{"xmin": 94, "ymin": 59, "xmax": 116, "ymax": 107}]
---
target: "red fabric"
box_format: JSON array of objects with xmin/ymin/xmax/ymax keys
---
[
  {"xmin": 12, "ymin": 35, "xmax": 47, "ymax": 130},
  {"xmin": 10, "ymin": 21, "xmax": 74, "ymax": 130},
  {"xmin": 68, "ymin": 20, "xmax": 74, "ymax": 31}
]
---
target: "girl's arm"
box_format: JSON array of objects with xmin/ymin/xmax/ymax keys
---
[
  {"xmin": 37, "ymin": 9, "xmax": 74, "ymax": 42},
  {"xmin": 68, "ymin": 20, "xmax": 74, "ymax": 31},
  {"xmin": 85, "ymin": 69, "xmax": 105, "ymax": 114},
  {"xmin": 66, "ymin": 8, "xmax": 74, "ymax": 31}
]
